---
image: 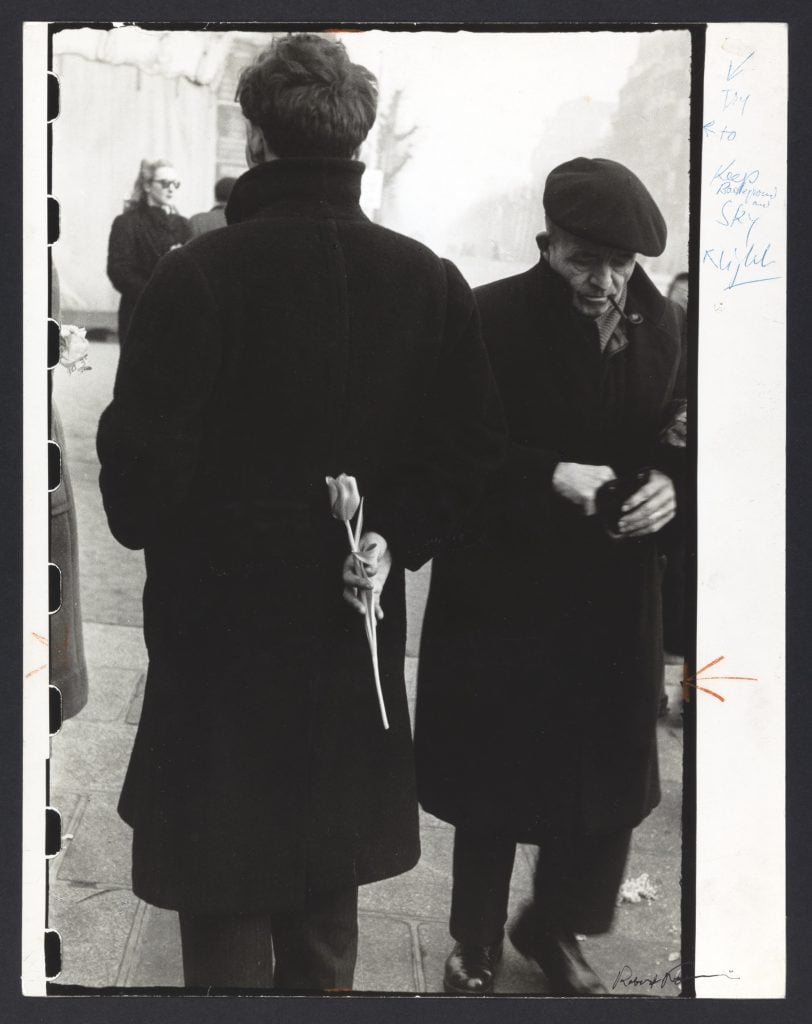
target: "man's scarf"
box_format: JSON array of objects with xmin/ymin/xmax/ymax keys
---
[{"xmin": 594, "ymin": 281, "xmax": 628, "ymax": 353}]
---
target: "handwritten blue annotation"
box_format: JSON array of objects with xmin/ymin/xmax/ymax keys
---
[{"xmin": 703, "ymin": 51, "xmax": 781, "ymax": 292}]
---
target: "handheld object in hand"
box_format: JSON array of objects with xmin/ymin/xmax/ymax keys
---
[{"xmin": 595, "ymin": 468, "xmax": 651, "ymax": 534}]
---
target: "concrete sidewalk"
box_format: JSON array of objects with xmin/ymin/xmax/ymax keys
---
[{"xmin": 48, "ymin": 340, "xmax": 684, "ymax": 995}]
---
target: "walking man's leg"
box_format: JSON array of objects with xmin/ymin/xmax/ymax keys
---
[{"xmin": 509, "ymin": 828, "xmax": 633, "ymax": 994}]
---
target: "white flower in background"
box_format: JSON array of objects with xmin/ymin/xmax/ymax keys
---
[
  {"xmin": 617, "ymin": 872, "xmax": 659, "ymax": 904},
  {"xmin": 59, "ymin": 324, "xmax": 92, "ymax": 374}
]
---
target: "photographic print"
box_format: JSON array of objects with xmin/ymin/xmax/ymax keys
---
[{"xmin": 20, "ymin": 18, "xmax": 785, "ymax": 1002}]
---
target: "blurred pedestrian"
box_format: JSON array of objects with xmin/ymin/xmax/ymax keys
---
[
  {"xmin": 97, "ymin": 33, "xmax": 505, "ymax": 992},
  {"xmin": 662, "ymin": 271, "xmax": 689, "ymax": 662},
  {"xmin": 667, "ymin": 270, "xmax": 689, "ymax": 310},
  {"xmin": 416, "ymin": 158, "xmax": 687, "ymax": 995},
  {"xmin": 188, "ymin": 176, "xmax": 237, "ymax": 237},
  {"xmin": 106, "ymin": 159, "xmax": 191, "ymax": 344},
  {"xmin": 50, "ymin": 265, "xmax": 89, "ymax": 719}
]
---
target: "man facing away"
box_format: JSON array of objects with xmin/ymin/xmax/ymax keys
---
[
  {"xmin": 188, "ymin": 176, "xmax": 237, "ymax": 237},
  {"xmin": 416, "ymin": 157, "xmax": 686, "ymax": 995},
  {"xmin": 96, "ymin": 33, "xmax": 505, "ymax": 992}
]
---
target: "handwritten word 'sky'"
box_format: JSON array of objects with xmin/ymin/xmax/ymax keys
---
[
  {"xmin": 682, "ymin": 656, "xmax": 758, "ymax": 703},
  {"xmin": 716, "ymin": 200, "xmax": 760, "ymax": 245}
]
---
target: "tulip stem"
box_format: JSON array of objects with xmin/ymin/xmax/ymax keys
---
[
  {"xmin": 366, "ymin": 602, "xmax": 389, "ymax": 730},
  {"xmin": 330, "ymin": 478, "xmax": 388, "ymax": 730},
  {"xmin": 347, "ymin": 523, "xmax": 389, "ymax": 731}
]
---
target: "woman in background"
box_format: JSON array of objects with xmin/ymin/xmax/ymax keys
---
[{"xmin": 107, "ymin": 159, "xmax": 190, "ymax": 345}]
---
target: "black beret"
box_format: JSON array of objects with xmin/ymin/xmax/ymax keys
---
[{"xmin": 543, "ymin": 157, "xmax": 667, "ymax": 257}]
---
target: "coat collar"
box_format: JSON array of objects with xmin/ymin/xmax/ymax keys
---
[{"xmin": 226, "ymin": 159, "xmax": 367, "ymax": 224}]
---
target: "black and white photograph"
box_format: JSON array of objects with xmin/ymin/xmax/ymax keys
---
[{"xmin": 19, "ymin": 18, "xmax": 787, "ymax": 1002}]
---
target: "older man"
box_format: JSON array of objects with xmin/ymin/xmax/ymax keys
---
[
  {"xmin": 97, "ymin": 34, "xmax": 504, "ymax": 991},
  {"xmin": 416, "ymin": 158, "xmax": 686, "ymax": 995}
]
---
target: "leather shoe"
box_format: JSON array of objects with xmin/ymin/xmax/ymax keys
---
[
  {"xmin": 509, "ymin": 913, "xmax": 607, "ymax": 995},
  {"xmin": 443, "ymin": 939, "xmax": 503, "ymax": 995}
]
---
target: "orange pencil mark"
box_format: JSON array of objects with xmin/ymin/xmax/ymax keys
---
[
  {"xmin": 25, "ymin": 663, "xmax": 47, "ymax": 679},
  {"xmin": 681, "ymin": 655, "xmax": 758, "ymax": 703},
  {"xmin": 32, "ymin": 632, "xmax": 49, "ymax": 646},
  {"xmin": 695, "ymin": 655, "xmax": 724, "ymax": 676},
  {"xmin": 687, "ymin": 682, "xmax": 726, "ymax": 702},
  {"xmin": 697, "ymin": 676, "xmax": 759, "ymax": 681}
]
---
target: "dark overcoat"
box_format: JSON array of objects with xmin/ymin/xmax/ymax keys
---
[
  {"xmin": 415, "ymin": 258, "xmax": 686, "ymax": 841},
  {"xmin": 107, "ymin": 201, "xmax": 191, "ymax": 343},
  {"xmin": 96, "ymin": 159, "xmax": 505, "ymax": 915}
]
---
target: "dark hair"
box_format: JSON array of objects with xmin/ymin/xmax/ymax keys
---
[
  {"xmin": 236, "ymin": 33, "xmax": 378, "ymax": 159},
  {"xmin": 214, "ymin": 177, "xmax": 237, "ymax": 202}
]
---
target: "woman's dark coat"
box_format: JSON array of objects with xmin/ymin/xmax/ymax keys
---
[
  {"xmin": 107, "ymin": 201, "xmax": 191, "ymax": 343},
  {"xmin": 96, "ymin": 159, "xmax": 505, "ymax": 915},
  {"xmin": 415, "ymin": 258, "xmax": 686, "ymax": 841}
]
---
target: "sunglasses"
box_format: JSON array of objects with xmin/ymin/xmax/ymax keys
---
[{"xmin": 153, "ymin": 178, "xmax": 181, "ymax": 189}]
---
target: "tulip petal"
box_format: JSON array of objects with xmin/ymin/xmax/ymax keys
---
[
  {"xmin": 326, "ymin": 473, "xmax": 360, "ymax": 521},
  {"xmin": 325, "ymin": 476, "xmax": 339, "ymax": 513}
]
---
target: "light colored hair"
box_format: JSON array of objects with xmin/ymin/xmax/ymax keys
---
[{"xmin": 127, "ymin": 158, "xmax": 176, "ymax": 208}]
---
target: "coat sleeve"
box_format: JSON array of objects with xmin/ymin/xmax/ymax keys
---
[
  {"xmin": 370, "ymin": 260, "xmax": 507, "ymax": 570},
  {"xmin": 107, "ymin": 213, "xmax": 151, "ymax": 301},
  {"xmin": 649, "ymin": 302, "xmax": 687, "ymax": 491},
  {"xmin": 483, "ymin": 438, "xmax": 565, "ymax": 532},
  {"xmin": 97, "ymin": 249, "xmax": 223, "ymax": 550},
  {"xmin": 651, "ymin": 305, "xmax": 688, "ymax": 553}
]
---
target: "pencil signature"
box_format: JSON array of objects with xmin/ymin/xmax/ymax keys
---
[
  {"xmin": 681, "ymin": 655, "xmax": 758, "ymax": 702},
  {"xmin": 612, "ymin": 963, "xmax": 740, "ymax": 990}
]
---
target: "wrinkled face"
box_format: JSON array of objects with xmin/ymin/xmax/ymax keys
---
[
  {"xmin": 546, "ymin": 228, "xmax": 637, "ymax": 319},
  {"xmin": 146, "ymin": 166, "xmax": 180, "ymax": 206}
]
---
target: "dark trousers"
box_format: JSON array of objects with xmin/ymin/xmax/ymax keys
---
[
  {"xmin": 178, "ymin": 885, "xmax": 359, "ymax": 990},
  {"xmin": 450, "ymin": 827, "xmax": 632, "ymax": 946},
  {"xmin": 662, "ymin": 541, "xmax": 688, "ymax": 656}
]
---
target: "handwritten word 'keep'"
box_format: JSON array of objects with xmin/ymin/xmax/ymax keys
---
[{"xmin": 712, "ymin": 159, "xmax": 759, "ymax": 195}]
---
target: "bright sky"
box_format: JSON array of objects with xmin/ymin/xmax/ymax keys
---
[{"xmin": 339, "ymin": 30, "xmax": 644, "ymax": 249}]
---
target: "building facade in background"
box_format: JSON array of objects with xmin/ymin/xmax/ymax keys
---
[{"xmin": 447, "ymin": 32, "xmax": 690, "ymax": 289}]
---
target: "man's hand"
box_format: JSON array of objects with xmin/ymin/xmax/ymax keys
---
[
  {"xmin": 552, "ymin": 462, "xmax": 617, "ymax": 516},
  {"xmin": 342, "ymin": 531, "xmax": 391, "ymax": 620},
  {"xmin": 616, "ymin": 470, "xmax": 677, "ymax": 537}
]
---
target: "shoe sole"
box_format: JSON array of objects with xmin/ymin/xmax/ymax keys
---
[{"xmin": 443, "ymin": 978, "xmax": 495, "ymax": 995}]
